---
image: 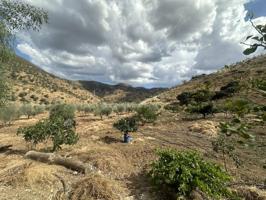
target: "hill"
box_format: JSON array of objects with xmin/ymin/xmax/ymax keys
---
[
  {"xmin": 145, "ymin": 54, "xmax": 266, "ymax": 106},
  {"xmin": 3, "ymin": 56, "xmax": 100, "ymax": 105},
  {"xmin": 80, "ymin": 80, "xmax": 166, "ymax": 103},
  {"xmin": 4, "ymin": 56, "xmax": 165, "ymax": 105},
  {"xmin": 0, "ymin": 55, "xmax": 265, "ymax": 200}
]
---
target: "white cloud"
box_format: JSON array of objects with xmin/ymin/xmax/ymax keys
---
[{"xmin": 17, "ymin": 0, "xmax": 266, "ymax": 87}]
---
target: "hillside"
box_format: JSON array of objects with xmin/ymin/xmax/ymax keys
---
[
  {"xmin": 4, "ymin": 56, "xmax": 165, "ymax": 105},
  {"xmin": 3, "ymin": 56, "xmax": 101, "ymax": 105},
  {"xmin": 80, "ymin": 81, "xmax": 166, "ymax": 103},
  {"xmin": 145, "ymin": 54, "xmax": 266, "ymax": 106},
  {"xmin": 0, "ymin": 55, "xmax": 265, "ymax": 200}
]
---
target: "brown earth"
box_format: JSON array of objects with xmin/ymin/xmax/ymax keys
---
[{"xmin": 0, "ymin": 109, "xmax": 265, "ymax": 200}]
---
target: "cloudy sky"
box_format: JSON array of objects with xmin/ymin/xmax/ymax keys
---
[{"xmin": 16, "ymin": 0, "xmax": 266, "ymax": 88}]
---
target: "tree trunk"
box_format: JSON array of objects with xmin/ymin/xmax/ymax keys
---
[{"xmin": 25, "ymin": 151, "xmax": 86, "ymax": 174}]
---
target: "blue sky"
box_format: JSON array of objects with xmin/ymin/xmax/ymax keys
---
[
  {"xmin": 245, "ymin": 0, "xmax": 266, "ymax": 18},
  {"xmin": 17, "ymin": 0, "xmax": 266, "ymax": 88}
]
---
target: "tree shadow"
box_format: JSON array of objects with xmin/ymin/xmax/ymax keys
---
[
  {"xmin": 2, "ymin": 148, "xmax": 27, "ymax": 156},
  {"xmin": 126, "ymin": 170, "xmax": 172, "ymax": 200},
  {"xmin": 100, "ymin": 135, "xmax": 122, "ymax": 144}
]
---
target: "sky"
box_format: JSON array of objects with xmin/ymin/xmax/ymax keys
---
[{"xmin": 16, "ymin": 0, "xmax": 266, "ymax": 88}]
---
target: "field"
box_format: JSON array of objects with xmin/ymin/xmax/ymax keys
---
[{"xmin": 0, "ymin": 106, "xmax": 265, "ymax": 199}]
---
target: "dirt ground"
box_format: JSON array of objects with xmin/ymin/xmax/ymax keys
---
[{"xmin": 0, "ymin": 111, "xmax": 265, "ymax": 200}]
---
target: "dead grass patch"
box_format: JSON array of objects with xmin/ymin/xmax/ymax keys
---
[{"xmin": 69, "ymin": 173, "xmax": 125, "ymax": 200}]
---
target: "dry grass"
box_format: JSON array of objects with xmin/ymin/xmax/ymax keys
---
[
  {"xmin": 69, "ymin": 173, "xmax": 126, "ymax": 200},
  {"xmin": 70, "ymin": 146, "xmax": 134, "ymax": 179}
]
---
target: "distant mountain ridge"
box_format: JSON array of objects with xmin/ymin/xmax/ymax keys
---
[
  {"xmin": 4, "ymin": 55, "xmax": 166, "ymax": 104},
  {"xmin": 79, "ymin": 80, "xmax": 166, "ymax": 103}
]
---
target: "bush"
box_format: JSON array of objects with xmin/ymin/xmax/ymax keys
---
[
  {"xmin": 222, "ymin": 99, "xmax": 251, "ymax": 117},
  {"xmin": 83, "ymin": 104, "xmax": 96, "ymax": 114},
  {"xmin": 0, "ymin": 105, "xmax": 19, "ymax": 125},
  {"xmin": 177, "ymin": 90, "xmax": 213, "ymax": 105},
  {"xmin": 113, "ymin": 117, "xmax": 138, "ymax": 134},
  {"xmin": 212, "ymin": 81, "xmax": 240, "ymax": 100},
  {"xmin": 187, "ymin": 103, "xmax": 215, "ymax": 118},
  {"xmin": 177, "ymin": 92, "xmax": 193, "ymax": 106},
  {"xmin": 136, "ymin": 104, "xmax": 159, "ymax": 124},
  {"xmin": 113, "ymin": 104, "xmax": 125, "ymax": 114},
  {"xmin": 212, "ymin": 119, "xmax": 252, "ymax": 170},
  {"xmin": 49, "ymin": 104, "xmax": 75, "ymax": 121},
  {"xmin": 18, "ymin": 104, "xmax": 78, "ymax": 151},
  {"xmin": 149, "ymin": 149, "xmax": 233, "ymax": 199},
  {"xmin": 94, "ymin": 104, "xmax": 112, "ymax": 119},
  {"xmin": 251, "ymin": 79, "xmax": 266, "ymax": 91},
  {"xmin": 192, "ymin": 89, "xmax": 214, "ymax": 103},
  {"xmin": 164, "ymin": 102, "xmax": 180, "ymax": 113},
  {"xmin": 19, "ymin": 104, "xmax": 33, "ymax": 119}
]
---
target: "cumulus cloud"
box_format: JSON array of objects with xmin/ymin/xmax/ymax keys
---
[{"xmin": 17, "ymin": 0, "xmax": 266, "ymax": 87}]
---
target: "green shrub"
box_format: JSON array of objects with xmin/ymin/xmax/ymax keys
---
[
  {"xmin": 212, "ymin": 119, "xmax": 252, "ymax": 170},
  {"xmin": 49, "ymin": 104, "xmax": 75, "ymax": 121},
  {"xmin": 192, "ymin": 89, "xmax": 214, "ymax": 103},
  {"xmin": 177, "ymin": 92, "xmax": 193, "ymax": 106},
  {"xmin": 136, "ymin": 104, "xmax": 159, "ymax": 124},
  {"xmin": 18, "ymin": 104, "xmax": 78, "ymax": 151},
  {"xmin": 164, "ymin": 102, "xmax": 180, "ymax": 113},
  {"xmin": 19, "ymin": 104, "xmax": 34, "ymax": 119},
  {"xmin": 187, "ymin": 102, "xmax": 215, "ymax": 118},
  {"xmin": 149, "ymin": 149, "xmax": 233, "ymax": 199},
  {"xmin": 114, "ymin": 104, "xmax": 125, "ymax": 114},
  {"xmin": 251, "ymin": 79, "xmax": 266, "ymax": 91},
  {"xmin": 83, "ymin": 104, "xmax": 96, "ymax": 114},
  {"xmin": 0, "ymin": 104, "xmax": 19, "ymax": 125},
  {"xmin": 212, "ymin": 81, "xmax": 240, "ymax": 100},
  {"xmin": 222, "ymin": 99, "xmax": 251, "ymax": 117},
  {"xmin": 93, "ymin": 104, "xmax": 112, "ymax": 119},
  {"xmin": 113, "ymin": 117, "xmax": 138, "ymax": 134},
  {"xmin": 177, "ymin": 90, "xmax": 213, "ymax": 105}
]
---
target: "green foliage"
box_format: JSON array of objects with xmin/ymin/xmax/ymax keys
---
[
  {"xmin": 113, "ymin": 104, "xmax": 125, "ymax": 114},
  {"xmin": 113, "ymin": 117, "xmax": 138, "ymax": 134},
  {"xmin": 0, "ymin": 65, "xmax": 9, "ymax": 107},
  {"xmin": 177, "ymin": 89, "xmax": 213, "ymax": 105},
  {"xmin": 136, "ymin": 104, "xmax": 159, "ymax": 124},
  {"xmin": 242, "ymin": 17, "xmax": 266, "ymax": 55},
  {"xmin": 212, "ymin": 119, "xmax": 253, "ymax": 170},
  {"xmin": 192, "ymin": 89, "xmax": 213, "ymax": 103},
  {"xmin": 18, "ymin": 104, "xmax": 78, "ymax": 151},
  {"xmin": 149, "ymin": 149, "xmax": 233, "ymax": 199},
  {"xmin": 0, "ymin": 0, "xmax": 48, "ymax": 31},
  {"xmin": 212, "ymin": 81, "xmax": 241, "ymax": 100},
  {"xmin": 187, "ymin": 102, "xmax": 216, "ymax": 118},
  {"xmin": 93, "ymin": 104, "xmax": 112, "ymax": 119},
  {"xmin": 177, "ymin": 92, "xmax": 193, "ymax": 106},
  {"xmin": 17, "ymin": 119, "xmax": 49, "ymax": 145},
  {"xmin": 251, "ymin": 79, "xmax": 266, "ymax": 91},
  {"xmin": 49, "ymin": 104, "xmax": 75, "ymax": 121},
  {"xmin": 19, "ymin": 104, "xmax": 45, "ymax": 119},
  {"xmin": 0, "ymin": 104, "xmax": 19, "ymax": 125},
  {"xmin": 164, "ymin": 102, "xmax": 180, "ymax": 113},
  {"xmin": 222, "ymin": 99, "xmax": 251, "ymax": 117}
]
